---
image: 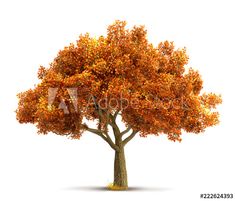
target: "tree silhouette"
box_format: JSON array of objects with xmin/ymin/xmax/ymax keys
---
[{"xmin": 16, "ymin": 20, "xmax": 222, "ymax": 190}]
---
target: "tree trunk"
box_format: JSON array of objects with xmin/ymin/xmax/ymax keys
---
[{"xmin": 113, "ymin": 143, "xmax": 128, "ymax": 188}]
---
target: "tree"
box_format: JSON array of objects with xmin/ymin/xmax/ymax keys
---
[{"xmin": 16, "ymin": 20, "xmax": 222, "ymax": 190}]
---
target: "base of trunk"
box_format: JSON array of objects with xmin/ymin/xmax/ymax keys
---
[
  {"xmin": 113, "ymin": 146, "xmax": 128, "ymax": 189},
  {"xmin": 107, "ymin": 183, "xmax": 128, "ymax": 191}
]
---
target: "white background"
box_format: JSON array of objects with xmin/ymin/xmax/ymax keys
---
[{"xmin": 0, "ymin": 0, "xmax": 235, "ymax": 200}]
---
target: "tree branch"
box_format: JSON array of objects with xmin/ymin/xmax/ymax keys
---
[
  {"xmin": 108, "ymin": 113, "xmax": 121, "ymax": 135},
  {"xmin": 121, "ymin": 125, "xmax": 132, "ymax": 136},
  {"xmin": 91, "ymin": 95, "xmax": 103, "ymax": 130},
  {"xmin": 103, "ymin": 131, "xmax": 119, "ymax": 151},
  {"xmin": 83, "ymin": 124, "xmax": 119, "ymax": 151},
  {"xmin": 89, "ymin": 95, "xmax": 121, "ymax": 142},
  {"xmin": 122, "ymin": 130, "xmax": 138, "ymax": 146},
  {"xmin": 114, "ymin": 110, "xmax": 120, "ymax": 120}
]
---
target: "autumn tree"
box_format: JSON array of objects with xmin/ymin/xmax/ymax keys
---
[{"xmin": 16, "ymin": 20, "xmax": 222, "ymax": 190}]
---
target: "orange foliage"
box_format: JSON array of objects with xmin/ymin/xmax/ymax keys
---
[{"xmin": 16, "ymin": 20, "xmax": 222, "ymax": 142}]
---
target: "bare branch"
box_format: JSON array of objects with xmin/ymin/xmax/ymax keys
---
[
  {"xmin": 122, "ymin": 130, "xmax": 138, "ymax": 146},
  {"xmin": 114, "ymin": 110, "xmax": 120, "ymax": 120},
  {"xmin": 108, "ymin": 113, "xmax": 121, "ymax": 135},
  {"xmin": 89, "ymin": 95, "xmax": 121, "ymax": 140},
  {"xmin": 83, "ymin": 124, "xmax": 119, "ymax": 151},
  {"xmin": 91, "ymin": 95, "xmax": 103, "ymax": 130},
  {"xmin": 121, "ymin": 125, "xmax": 132, "ymax": 135},
  {"xmin": 103, "ymin": 131, "xmax": 116, "ymax": 149}
]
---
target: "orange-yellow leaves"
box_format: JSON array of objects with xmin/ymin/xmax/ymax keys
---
[
  {"xmin": 158, "ymin": 41, "xmax": 175, "ymax": 56},
  {"xmin": 184, "ymin": 68, "xmax": 203, "ymax": 95},
  {"xmin": 200, "ymin": 93, "xmax": 222, "ymax": 109},
  {"xmin": 157, "ymin": 41, "xmax": 188, "ymax": 76},
  {"xmin": 107, "ymin": 20, "xmax": 127, "ymax": 45},
  {"xmin": 131, "ymin": 25, "xmax": 148, "ymax": 44},
  {"xmin": 16, "ymin": 20, "xmax": 222, "ymax": 142},
  {"xmin": 16, "ymin": 89, "xmax": 39, "ymax": 123},
  {"xmin": 38, "ymin": 66, "xmax": 47, "ymax": 79}
]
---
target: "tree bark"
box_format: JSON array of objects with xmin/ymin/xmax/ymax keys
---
[{"xmin": 113, "ymin": 140, "xmax": 128, "ymax": 188}]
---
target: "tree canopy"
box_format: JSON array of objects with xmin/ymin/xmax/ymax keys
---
[{"xmin": 16, "ymin": 20, "xmax": 222, "ymax": 143}]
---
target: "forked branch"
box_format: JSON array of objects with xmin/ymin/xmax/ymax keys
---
[{"xmin": 83, "ymin": 124, "xmax": 119, "ymax": 151}]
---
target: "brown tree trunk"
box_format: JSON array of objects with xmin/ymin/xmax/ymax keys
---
[{"xmin": 113, "ymin": 141, "xmax": 128, "ymax": 189}]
